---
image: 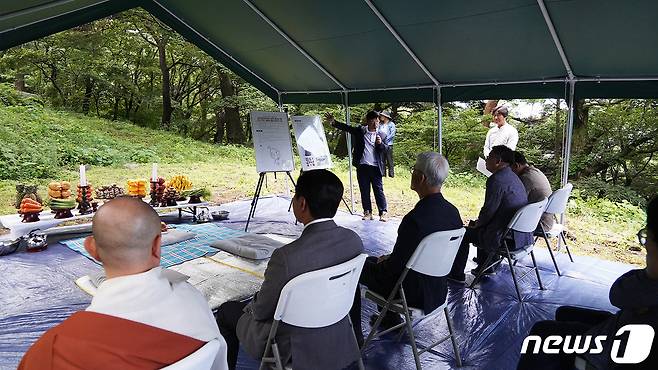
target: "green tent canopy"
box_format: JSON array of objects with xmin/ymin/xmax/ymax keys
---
[{"xmin": 2, "ymin": 0, "xmax": 658, "ymax": 104}]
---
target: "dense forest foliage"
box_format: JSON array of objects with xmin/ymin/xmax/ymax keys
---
[{"xmin": 0, "ymin": 8, "xmax": 655, "ymax": 205}]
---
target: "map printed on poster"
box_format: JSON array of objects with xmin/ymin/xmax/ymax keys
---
[
  {"xmin": 292, "ymin": 115, "xmax": 333, "ymax": 171},
  {"xmin": 250, "ymin": 111, "xmax": 295, "ymax": 173}
]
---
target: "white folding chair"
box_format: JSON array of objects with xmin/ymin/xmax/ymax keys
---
[
  {"xmin": 259, "ymin": 254, "xmax": 368, "ymax": 370},
  {"xmin": 469, "ymin": 198, "xmax": 548, "ymax": 302},
  {"xmin": 161, "ymin": 338, "xmax": 221, "ymax": 370},
  {"xmin": 362, "ymin": 228, "xmax": 466, "ymax": 370},
  {"xmin": 534, "ymin": 183, "xmax": 575, "ymax": 276}
]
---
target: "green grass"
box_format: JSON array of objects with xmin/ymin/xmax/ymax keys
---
[{"xmin": 0, "ymin": 106, "xmax": 647, "ymax": 266}]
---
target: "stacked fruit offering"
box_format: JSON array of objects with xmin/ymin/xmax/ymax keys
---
[
  {"xmin": 48, "ymin": 181, "xmax": 76, "ymax": 218},
  {"xmin": 48, "ymin": 181, "xmax": 72, "ymax": 199},
  {"xmin": 77, "ymin": 183, "xmax": 94, "ymax": 203},
  {"xmin": 150, "ymin": 177, "xmax": 167, "ymax": 204},
  {"xmin": 19, "ymin": 195, "xmax": 43, "ymax": 222},
  {"xmin": 96, "ymin": 184, "xmax": 124, "ymax": 199},
  {"xmin": 168, "ymin": 175, "xmax": 193, "ymax": 193},
  {"xmin": 160, "ymin": 187, "xmax": 180, "ymax": 207},
  {"xmin": 127, "ymin": 180, "xmax": 147, "ymax": 197}
]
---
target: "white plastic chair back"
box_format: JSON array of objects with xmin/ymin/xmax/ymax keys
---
[
  {"xmin": 274, "ymin": 253, "xmax": 367, "ymax": 328},
  {"xmin": 406, "ymin": 228, "xmax": 466, "ymax": 277},
  {"xmin": 161, "ymin": 339, "xmax": 221, "ymax": 370},
  {"xmin": 545, "ymin": 183, "xmax": 573, "ymax": 215},
  {"xmin": 507, "ymin": 198, "xmax": 548, "ymax": 233}
]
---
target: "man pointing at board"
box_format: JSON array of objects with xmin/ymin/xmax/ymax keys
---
[{"xmin": 325, "ymin": 111, "xmax": 389, "ymax": 222}]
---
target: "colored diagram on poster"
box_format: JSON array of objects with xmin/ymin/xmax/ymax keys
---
[
  {"xmin": 292, "ymin": 115, "xmax": 333, "ymax": 171},
  {"xmin": 250, "ymin": 111, "xmax": 295, "ymax": 173}
]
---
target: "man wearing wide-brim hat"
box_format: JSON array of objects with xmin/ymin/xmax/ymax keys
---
[{"xmin": 378, "ymin": 110, "xmax": 396, "ymax": 177}]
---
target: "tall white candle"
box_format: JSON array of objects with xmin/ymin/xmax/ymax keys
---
[
  {"xmin": 152, "ymin": 163, "xmax": 158, "ymax": 181},
  {"xmin": 79, "ymin": 165, "xmax": 87, "ymax": 187}
]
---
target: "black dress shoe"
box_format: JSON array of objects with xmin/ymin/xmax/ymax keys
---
[
  {"xmin": 447, "ymin": 274, "xmax": 466, "ymax": 284},
  {"xmin": 370, "ymin": 312, "xmax": 403, "ymax": 330},
  {"xmin": 470, "ymin": 265, "xmax": 496, "ymax": 276}
]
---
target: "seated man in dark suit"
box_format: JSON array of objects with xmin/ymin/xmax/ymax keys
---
[
  {"xmin": 215, "ymin": 169, "xmax": 363, "ymax": 370},
  {"xmin": 517, "ymin": 196, "xmax": 658, "ymax": 370},
  {"xmin": 350, "ymin": 152, "xmax": 462, "ymax": 342},
  {"xmin": 449, "ymin": 145, "xmax": 532, "ymax": 282}
]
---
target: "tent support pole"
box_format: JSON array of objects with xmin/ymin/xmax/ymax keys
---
[
  {"xmin": 344, "ymin": 94, "xmax": 355, "ymax": 212},
  {"xmin": 363, "ymin": 0, "xmax": 440, "ymax": 85},
  {"xmin": 537, "ymin": 0, "xmax": 575, "ymax": 80},
  {"xmin": 241, "ymin": 0, "xmax": 346, "ymax": 90},
  {"xmin": 277, "ymin": 93, "xmax": 291, "ymax": 198},
  {"xmin": 558, "ymin": 79, "xmax": 576, "ymax": 248},
  {"xmin": 562, "ymin": 80, "xmax": 575, "ymax": 187},
  {"xmin": 149, "ymin": 0, "xmax": 280, "ymax": 97},
  {"xmin": 436, "ymin": 87, "xmax": 443, "ymax": 155}
]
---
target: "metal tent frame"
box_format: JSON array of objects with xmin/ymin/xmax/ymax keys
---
[{"xmin": 3, "ymin": 0, "xmax": 658, "ymax": 208}]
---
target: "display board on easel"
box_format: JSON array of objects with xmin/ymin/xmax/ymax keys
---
[
  {"xmin": 250, "ymin": 111, "xmax": 295, "ymax": 173},
  {"xmin": 289, "ymin": 115, "xmax": 352, "ymax": 215},
  {"xmin": 291, "ymin": 115, "xmax": 333, "ymax": 171},
  {"xmin": 246, "ymin": 111, "xmax": 296, "ymax": 231}
]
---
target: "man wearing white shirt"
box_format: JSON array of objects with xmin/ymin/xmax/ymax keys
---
[
  {"xmin": 483, "ymin": 105, "xmax": 519, "ymax": 157},
  {"xmin": 19, "ymin": 197, "xmax": 228, "ymax": 370}
]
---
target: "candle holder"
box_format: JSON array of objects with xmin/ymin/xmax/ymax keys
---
[{"xmin": 77, "ymin": 185, "xmax": 93, "ymax": 215}]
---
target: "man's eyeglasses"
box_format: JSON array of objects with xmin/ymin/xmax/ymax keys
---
[{"xmin": 637, "ymin": 228, "xmax": 648, "ymax": 246}]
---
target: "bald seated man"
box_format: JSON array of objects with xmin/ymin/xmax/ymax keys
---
[{"xmin": 19, "ymin": 197, "xmax": 229, "ymax": 370}]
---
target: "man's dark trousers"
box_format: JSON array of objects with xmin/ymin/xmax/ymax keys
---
[
  {"xmin": 385, "ymin": 146, "xmax": 394, "ymax": 177},
  {"xmin": 356, "ymin": 164, "xmax": 387, "ymax": 215}
]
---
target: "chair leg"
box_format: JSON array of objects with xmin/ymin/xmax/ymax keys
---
[
  {"xmin": 363, "ymin": 300, "xmax": 392, "ymax": 351},
  {"xmin": 271, "ymin": 343, "xmax": 284, "ymax": 370},
  {"xmin": 530, "ymin": 250, "xmax": 544, "ymax": 290},
  {"xmin": 400, "ymin": 288, "xmax": 422, "ymax": 370},
  {"xmin": 506, "ymin": 251, "xmax": 523, "ymax": 302},
  {"xmin": 560, "ymin": 232, "xmax": 575, "ymax": 262},
  {"xmin": 543, "ymin": 233, "xmax": 561, "ymax": 276},
  {"xmin": 348, "ymin": 316, "xmax": 366, "ymax": 370},
  {"xmin": 444, "ymin": 307, "xmax": 462, "ymax": 367},
  {"xmin": 468, "ymin": 251, "xmax": 496, "ymax": 289}
]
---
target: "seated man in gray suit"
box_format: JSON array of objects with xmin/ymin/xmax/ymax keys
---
[{"xmin": 215, "ymin": 169, "xmax": 364, "ymax": 370}]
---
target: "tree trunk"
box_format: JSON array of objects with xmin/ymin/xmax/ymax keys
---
[
  {"xmin": 112, "ymin": 96, "xmax": 119, "ymax": 121},
  {"xmin": 81, "ymin": 76, "xmax": 94, "ymax": 115},
  {"xmin": 14, "ymin": 73, "xmax": 26, "ymax": 92},
  {"xmin": 124, "ymin": 93, "xmax": 134, "ymax": 119},
  {"xmin": 622, "ymin": 161, "xmax": 632, "ymax": 186},
  {"xmin": 214, "ymin": 109, "xmax": 225, "ymax": 144},
  {"xmin": 572, "ymin": 99, "xmax": 590, "ymax": 153},
  {"xmin": 554, "ymin": 99, "xmax": 562, "ymax": 160},
  {"xmin": 481, "ymin": 100, "xmax": 499, "ymax": 127},
  {"xmin": 218, "ymin": 68, "xmax": 245, "ymax": 144},
  {"xmin": 158, "ymin": 38, "xmax": 173, "ymax": 129}
]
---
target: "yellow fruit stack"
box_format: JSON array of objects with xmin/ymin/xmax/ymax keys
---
[
  {"xmin": 127, "ymin": 180, "xmax": 147, "ymax": 197},
  {"xmin": 48, "ymin": 181, "xmax": 72, "ymax": 199},
  {"xmin": 168, "ymin": 175, "xmax": 193, "ymax": 192}
]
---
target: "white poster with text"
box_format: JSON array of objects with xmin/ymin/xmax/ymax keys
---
[
  {"xmin": 292, "ymin": 115, "xmax": 333, "ymax": 171},
  {"xmin": 250, "ymin": 111, "xmax": 295, "ymax": 173}
]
